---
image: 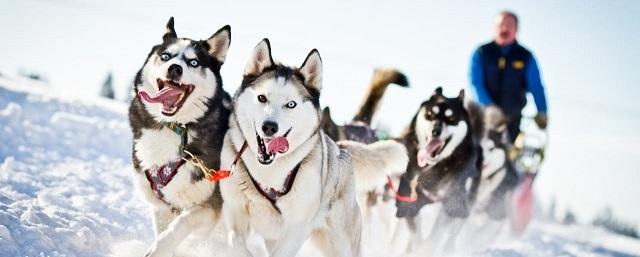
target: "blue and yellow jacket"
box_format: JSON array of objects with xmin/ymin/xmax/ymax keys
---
[{"xmin": 470, "ymin": 41, "xmax": 548, "ymax": 116}]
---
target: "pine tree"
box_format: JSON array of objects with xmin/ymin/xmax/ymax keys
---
[
  {"xmin": 100, "ymin": 72, "xmax": 115, "ymax": 99},
  {"xmin": 563, "ymin": 208, "xmax": 576, "ymax": 225},
  {"xmin": 548, "ymin": 196, "xmax": 557, "ymax": 222},
  {"xmin": 593, "ymin": 206, "xmax": 639, "ymax": 238}
]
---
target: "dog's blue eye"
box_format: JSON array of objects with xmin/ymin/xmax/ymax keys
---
[
  {"xmin": 285, "ymin": 101, "xmax": 297, "ymax": 109},
  {"xmin": 189, "ymin": 59, "xmax": 199, "ymax": 67},
  {"xmin": 160, "ymin": 53, "xmax": 170, "ymax": 61}
]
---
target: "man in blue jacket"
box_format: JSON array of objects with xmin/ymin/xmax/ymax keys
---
[{"xmin": 470, "ymin": 11, "xmax": 548, "ymax": 142}]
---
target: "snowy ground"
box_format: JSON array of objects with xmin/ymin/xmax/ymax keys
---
[{"xmin": 1, "ymin": 78, "xmax": 639, "ymax": 257}]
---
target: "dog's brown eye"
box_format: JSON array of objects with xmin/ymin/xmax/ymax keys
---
[
  {"xmin": 426, "ymin": 110, "xmax": 434, "ymax": 120},
  {"xmin": 257, "ymin": 94, "xmax": 267, "ymax": 103}
]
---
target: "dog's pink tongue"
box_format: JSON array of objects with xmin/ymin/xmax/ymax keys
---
[
  {"xmin": 426, "ymin": 139, "xmax": 444, "ymax": 155},
  {"xmin": 138, "ymin": 88, "xmax": 182, "ymax": 104},
  {"xmin": 417, "ymin": 148, "xmax": 429, "ymax": 168},
  {"xmin": 267, "ymin": 136, "xmax": 289, "ymax": 155},
  {"xmin": 416, "ymin": 139, "xmax": 444, "ymax": 168}
]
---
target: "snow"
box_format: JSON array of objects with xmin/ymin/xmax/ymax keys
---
[{"xmin": 1, "ymin": 78, "xmax": 639, "ymax": 257}]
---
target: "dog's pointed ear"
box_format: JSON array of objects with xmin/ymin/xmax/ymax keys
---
[
  {"xmin": 244, "ymin": 38, "xmax": 274, "ymax": 76},
  {"xmin": 322, "ymin": 107, "xmax": 332, "ymax": 120},
  {"xmin": 206, "ymin": 25, "xmax": 231, "ymax": 63},
  {"xmin": 163, "ymin": 17, "xmax": 177, "ymax": 41},
  {"xmin": 458, "ymin": 89, "xmax": 465, "ymax": 101},
  {"xmin": 432, "ymin": 87, "xmax": 443, "ymax": 97},
  {"xmin": 299, "ymin": 49, "xmax": 323, "ymax": 91}
]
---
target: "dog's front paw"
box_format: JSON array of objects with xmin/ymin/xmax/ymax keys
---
[
  {"xmin": 143, "ymin": 248, "xmax": 153, "ymax": 257},
  {"xmin": 143, "ymin": 244, "xmax": 172, "ymax": 257}
]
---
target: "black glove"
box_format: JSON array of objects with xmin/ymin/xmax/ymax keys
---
[{"xmin": 534, "ymin": 113, "xmax": 548, "ymax": 129}]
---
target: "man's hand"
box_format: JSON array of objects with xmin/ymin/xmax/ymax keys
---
[{"xmin": 535, "ymin": 113, "xmax": 548, "ymax": 129}]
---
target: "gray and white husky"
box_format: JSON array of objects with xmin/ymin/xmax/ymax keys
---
[
  {"xmin": 219, "ymin": 39, "xmax": 407, "ymax": 257},
  {"xmin": 128, "ymin": 17, "xmax": 231, "ymax": 257}
]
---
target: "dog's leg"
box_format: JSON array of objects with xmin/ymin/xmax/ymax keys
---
[
  {"xmin": 423, "ymin": 210, "xmax": 451, "ymax": 256},
  {"xmin": 224, "ymin": 201, "xmax": 253, "ymax": 257},
  {"xmin": 389, "ymin": 217, "xmax": 411, "ymax": 254},
  {"xmin": 270, "ymin": 224, "xmax": 311, "ymax": 257},
  {"xmin": 152, "ymin": 207, "xmax": 178, "ymax": 235},
  {"xmin": 408, "ymin": 215, "xmax": 425, "ymax": 252},
  {"xmin": 442, "ymin": 217, "xmax": 465, "ymax": 254},
  {"xmin": 311, "ymin": 226, "xmax": 360, "ymax": 257},
  {"xmin": 144, "ymin": 207, "xmax": 217, "ymax": 257},
  {"xmin": 264, "ymin": 239, "xmax": 278, "ymax": 253}
]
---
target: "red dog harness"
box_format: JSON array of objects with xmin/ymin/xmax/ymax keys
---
[
  {"xmin": 143, "ymin": 122, "xmax": 189, "ymax": 202},
  {"xmin": 144, "ymin": 159, "xmax": 186, "ymax": 200},
  {"xmin": 386, "ymin": 176, "xmax": 445, "ymax": 203},
  {"xmin": 247, "ymin": 163, "xmax": 301, "ymax": 213}
]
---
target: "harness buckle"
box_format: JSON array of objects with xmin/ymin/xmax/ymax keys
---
[
  {"xmin": 182, "ymin": 150, "xmax": 212, "ymax": 177},
  {"xmin": 182, "ymin": 150, "xmax": 231, "ymax": 182}
]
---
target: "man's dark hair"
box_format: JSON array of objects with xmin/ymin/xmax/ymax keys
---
[{"xmin": 499, "ymin": 10, "xmax": 519, "ymax": 28}]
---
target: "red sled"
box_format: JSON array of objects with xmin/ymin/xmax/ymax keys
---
[{"xmin": 510, "ymin": 174, "xmax": 534, "ymax": 235}]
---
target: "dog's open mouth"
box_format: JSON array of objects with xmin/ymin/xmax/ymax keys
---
[
  {"xmin": 416, "ymin": 137, "xmax": 451, "ymax": 167},
  {"xmin": 255, "ymin": 128, "xmax": 292, "ymax": 165},
  {"xmin": 138, "ymin": 79, "xmax": 195, "ymax": 116}
]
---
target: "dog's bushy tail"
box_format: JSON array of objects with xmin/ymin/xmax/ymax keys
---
[
  {"xmin": 339, "ymin": 140, "xmax": 408, "ymax": 192},
  {"xmin": 465, "ymin": 101, "xmax": 485, "ymax": 141},
  {"xmin": 352, "ymin": 68, "xmax": 409, "ymax": 125}
]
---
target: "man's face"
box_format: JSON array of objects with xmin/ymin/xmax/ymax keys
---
[{"xmin": 495, "ymin": 14, "xmax": 517, "ymax": 46}]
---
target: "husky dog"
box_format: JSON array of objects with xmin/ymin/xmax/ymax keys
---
[
  {"xmin": 459, "ymin": 106, "xmax": 519, "ymax": 251},
  {"xmin": 475, "ymin": 106, "xmax": 519, "ymax": 220},
  {"xmin": 393, "ymin": 87, "xmax": 482, "ymax": 254},
  {"xmin": 128, "ymin": 17, "xmax": 231, "ymax": 257},
  {"xmin": 220, "ymin": 39, "xmax": 407, "ymax": 257}
]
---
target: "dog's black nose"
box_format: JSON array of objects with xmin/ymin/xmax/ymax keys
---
[
  {"xmin": 167, "ymin": 64, "xmax": 183, "ymax": 80},
  {"xmin": 261, "ymin": 121, "xmax": 279, "ymax": 137},
  {"xmin": 432, "ymin": 125, "xmax": 442, "ymax": 137}
]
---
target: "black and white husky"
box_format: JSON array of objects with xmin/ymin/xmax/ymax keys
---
[
  {"xmin": 220, "ymin": 39, "xmax": 407, "ymax": 257},
  {"xmin": 475, "ymin": 106, "xmax": 519, "ymax": 221},
  {"xmin": 393, "ymin": 87, "xmax": 483, "ymax": 254},
  {"xmin": 128, "ymin": 17, "xmax": 231, "ymax": 257},
  {"xmin": 459, "ymin": 106, "xmax": 519, "ymax": 251}
]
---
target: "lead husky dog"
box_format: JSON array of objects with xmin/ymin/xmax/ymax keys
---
[
  {"xmin": 128, "ymin": 17, "xmax": 231, "ymax": 257},
  {"xmin": 393, "ymin": 87, "xmax": 483, "ymax": 254},
  {"xmin": 220, "ymin": 39, "xmax": 407, "ymax": 257}
]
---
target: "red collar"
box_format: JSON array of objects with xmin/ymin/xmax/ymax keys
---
[{"xmin": 247, "ymin": 163, "xmax": 302, "ymax": 213}]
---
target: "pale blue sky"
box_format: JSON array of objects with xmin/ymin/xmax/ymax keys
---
[{"xmin": 1, "ymin": 0, "xmax": 639, "ymax": 226}]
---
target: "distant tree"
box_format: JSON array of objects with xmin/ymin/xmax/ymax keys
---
[
  {"xmin": 593, "ymin": 206, "xmax": 639, "ymax": 239},
  {"xmin": 18, "ymin": 69, "xmax": 47, "ymax": 82},
  {"xmin": 563, "ymin": 208, "xmax": 576, "ymax": 225},
  {"xmin": 548, "ymin": 196, "xmax": 557, "ymax": 222},
  {"xmin": 100, "ymin": 72, "xmax": 115, "ymax": 99}
]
